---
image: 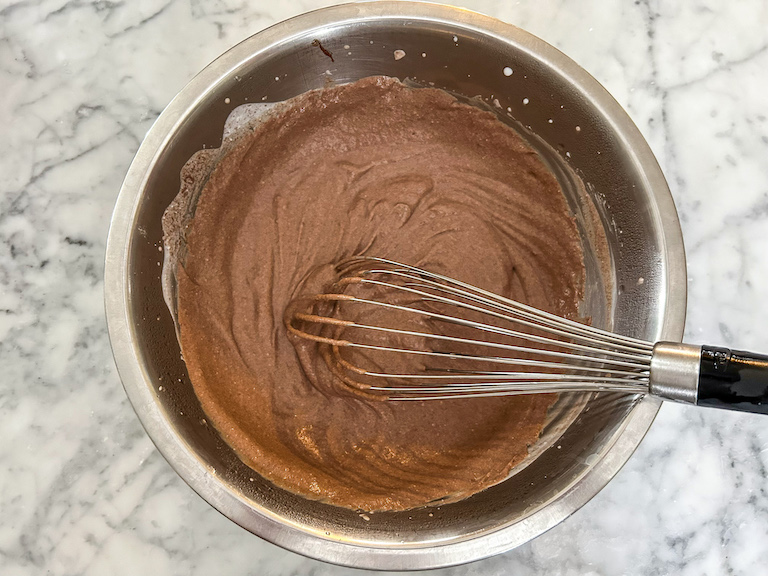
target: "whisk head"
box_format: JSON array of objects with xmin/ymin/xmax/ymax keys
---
[{"xmin": 286, "ymin": 257, "xmax": 654, "ymax": 400}]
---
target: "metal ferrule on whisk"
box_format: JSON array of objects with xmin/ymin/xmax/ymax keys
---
[{"xmin": 649, "ymin": 342, "xmax": 701, "ymax": 405}]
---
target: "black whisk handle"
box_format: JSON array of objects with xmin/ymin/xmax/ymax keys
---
[
  {"xmin": 697, "ymin": 346, "xmax": 768, "ymax": 415},
  {"xmin": 651, "ymin": 342, "xmax": 768, "ymax": 415}
]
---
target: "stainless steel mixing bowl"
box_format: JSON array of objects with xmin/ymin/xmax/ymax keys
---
[{"xmin": 104, "ymin": 2, "xmax": 686, "ymax": 569}]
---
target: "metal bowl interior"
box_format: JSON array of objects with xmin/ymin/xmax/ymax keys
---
[{"xmin": 104, "ymin": 2, "xmax": 686, "ymax": 570}]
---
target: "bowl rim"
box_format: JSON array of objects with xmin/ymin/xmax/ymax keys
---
[{"xmin": 104, "ymin": 1, "xmax": 687, "ymax": 569}]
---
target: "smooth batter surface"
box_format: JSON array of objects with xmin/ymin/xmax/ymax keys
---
[{"xmin": 171, "ymin": 77, "xmax": 585, "ymax": 512}]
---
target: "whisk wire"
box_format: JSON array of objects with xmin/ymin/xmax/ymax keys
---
[
  {"xmin": 287, "ymin": 257, "xmax": 654, "ymax": 399},
  {"xmin": 330, "ymin": 279, "xmax": 651, "ymax": 362},
  {"xmin": 294, "ymin": 307, "xmax": 650, "ymax": 370},
  {"xmin": 341, "ymin": 257, "xmax": 653, "ymax": 351}
]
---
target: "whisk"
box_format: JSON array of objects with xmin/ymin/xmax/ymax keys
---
[{"xmin": 287, "ymin": 257, "xmax": 768, "ymax": 415}]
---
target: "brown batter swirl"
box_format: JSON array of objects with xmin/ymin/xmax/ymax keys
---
[{"xmin": 172, "ymin": 76, "xmax": 585, "ymax": 512}]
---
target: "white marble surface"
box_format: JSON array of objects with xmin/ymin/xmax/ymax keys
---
[{"xmin": 2, "ymin": 0, "xmax": 768, "ymax": 574}]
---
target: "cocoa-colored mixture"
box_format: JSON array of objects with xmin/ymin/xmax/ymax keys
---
[{"xmin": 172, "ymin": 76, "xmax": 585, "ymax": 511}]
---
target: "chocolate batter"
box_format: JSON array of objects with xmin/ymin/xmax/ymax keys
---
[{"xmin": 170, "ymin": 76, "xmax": 586, "ymax": 512}]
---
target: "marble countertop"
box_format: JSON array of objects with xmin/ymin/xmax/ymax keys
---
[{"xmin": 3, "ymin": 0, "xmax": 768, "ymax": 574}]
